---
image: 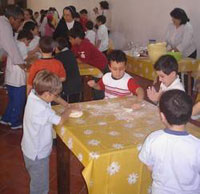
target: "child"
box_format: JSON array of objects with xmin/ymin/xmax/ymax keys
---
[
  {"xmin": 147, "ymin": 55, "xmax": 184, "ymax": 103},
  {"xmin": 0, "ymin": 30, "xmax": 33, "ymax": 129},
  {"xmin": 23, "ymin": 21, "xmax": 40, "ymax": 55},
  {"xmin": 87, "ymin": 50, "xmax": 144, "ymax": 102},
  {"xmin": 139, "ymin": 89, "xmax": 200, "ymax": 194},
  {"xmin": 55, "ymin": 37, "xmax": 82, "ymax": 103},
  {"xmin": 27, "ymin": 36, "xmax": 66, "ymax": 95},
  {"xmin": 96, "ymin": 15, "xmax": 109, "ymax": 55},
  {"xmin": 69, "ymin": 29, "xmax": 108, "ymax": 72},
  {"xmin": 79, "ymin": 9, "xmax": 88, "ymax": 31},
  {"xmin": 21, "ymin": 70, "xmax": 70, "ymax": 194},
  {"xmin": 85, "ymin": 20, "xmax": 96, "ymax": 45}
]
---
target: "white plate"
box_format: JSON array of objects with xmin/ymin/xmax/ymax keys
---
[{"xmin": 69, "ymin": 111, "xmax": 83, "ymax": 118}]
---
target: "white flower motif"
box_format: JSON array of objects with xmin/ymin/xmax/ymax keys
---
[
  {"xmin": 124, "ymin": 123, "xmax": 133, "ymax": 128},
  {"xmin": 89, "ymin": 152, "xmax": 100, "ymax": 159},
  {"xmin": 112, "ymin": 143, "xmax": 124, "ymax": 149},
  {"xmin": 127, "ymin": 173, "xmax": 138, "ymax": 184},
  {"xmin": 109, "ymin": 131, "xmax": 120, "ymax": 136},
  {"xmin": 148, "ymin": 186, "xmax": 152, "ymax": 194},
  {"xmin": 76, "ymin": 119, "xmax": 86, "ymax": 124},
  {"xmin": 137, "ymin": 144, "xmax": 142, "ymax": 151},
  {"xmin": 67, "ymin": 138, "xmax": 73, "ymax": 149},
  {"xmin": 60, "ymin": 127, "xmax": 65, "ymax": 136},
  {"xmin": 84, "ymin": 129, "xmax": 93, "ymax": 135},
  {"xmin": 88, "ymin": 139, "xmax": 100, "ymax": 146},
  {"xmin": 77, "ymin": 153, "xmax": 83, "ymax": 162},
  {"xmin": 98, "ymin": 122, "xmax": 107, "ymax": 126},
  {"xmin": 107, "ymin": 161, "xmax": 120, "ymax": 176},
  {"xmin": 133, "ymin": 133, "xmax": 144, "ymax": 138}
]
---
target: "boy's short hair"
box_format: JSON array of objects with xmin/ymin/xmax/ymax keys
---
[
  {"xmin": 33, "ymin": 70, "xmax": 62, "ymax": 96},
  {"xmin": 108, "ymin": 50, "xmax": 127, "ymax": 64},
  {"xmin": 39, "ymin": 36, "xmax": 54, "ymax": 53},
  {"xmin": 68, "ymin": 29, "xmax": 85, "ymax": 39},
  {"xmin": 154, "ymin": 55, "xmax": 178, "ymax": 75},
  {"xmin": 23, "ymin": 21, "xmax": 37, "ymax": 32},
  {"xmin": 159, "ymin": 89, "xmax": 192, "ymax": 125},
  {"xmin": 17, "ymin": 29, "xmax": 33, "ymax": 41},
  {"xmin": 80, "ymin": 9, "xmax": 88, "ymax": 15},
  {"xmin": 96, "ymin": 15, "xmax": 106, "ymax": 24},
  {"xmin": 86, "ymin": 21, "xmax": 94, "ymax": 30},
  {"xmin": 55, "ymin": 37, "xmax": 69, "ymax": 51}
]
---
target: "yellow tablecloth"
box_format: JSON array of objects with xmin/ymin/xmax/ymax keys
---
[
  {"xmin": 54, "ymin": 97, "xmax": 200, "ymax": 194},
  {"xmin": 126, "ymin": 55, "xmax": 199, "ymax": 81},
  {"xmin": 78, "ymin": 63, "xmax": 103, "ymax": 77}
]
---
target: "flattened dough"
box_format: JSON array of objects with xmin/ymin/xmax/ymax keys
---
[{"xmin": 69, "ymin": 111, "xmax": 83, "ymax": 118}]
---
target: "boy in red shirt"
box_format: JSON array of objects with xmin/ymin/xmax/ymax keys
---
[
  {"xmin": 69, "ymin": 29, "xmax": 108, "ymax": 72},
  {"xmin": 79, "ymin": 9, "xmax": 88, "ymax": 32},
  {"xmin": 27, "ymin": 36, "xmax": 66, "ymax": 95},
  {"xmin": 88, "ymin": 50, "xmax": 144, "ymax": 106}
]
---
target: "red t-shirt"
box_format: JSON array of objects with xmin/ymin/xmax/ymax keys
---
[
  {"xmin": 28, "ymin": 58, "xmax": 66, "ymax": 86},
  {"xmin": 71, "ymin": 39, "xmax": 108, "ymax": 71}
]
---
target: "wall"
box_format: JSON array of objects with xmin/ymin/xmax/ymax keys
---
[{"xmin": 28, "ymin": 0, "xmax": 200, "ymax": 57}]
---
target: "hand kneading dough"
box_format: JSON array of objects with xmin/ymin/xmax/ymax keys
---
[{"xmin": 69, "ymin": 111, "xmax": 83, "ymax": 118}]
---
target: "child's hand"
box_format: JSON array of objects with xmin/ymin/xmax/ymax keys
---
[
  {"xmin": 132, "ymin": 103, "xmax": 142, "ymax": 110},
  {"xmin": 147, "ymin": 86, "xmax": 160, "ymax": 103},
  {"xmin": 87, "ymin": 80, "xmax": 96, "ymax": 88}
]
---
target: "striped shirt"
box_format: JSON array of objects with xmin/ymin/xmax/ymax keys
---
[{"xmin": 98, "ymin": 72, "xmax": 140, "ymax": 99}]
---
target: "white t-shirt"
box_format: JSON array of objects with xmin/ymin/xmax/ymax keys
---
[
  {"xmin": 21, "ymin": 90, "xmax": 61, "ymax": 160},
  {"xmin": 4, "ymin": 41, "xmax": 28, "ymax": 87},
  {"xmin": 165, "ymin": 22, "xmax": 196, "ymax": 57},
  {"xmin": 160, "ymin": 76, "xmax": 185, "ymax": 92},
  {"xmin": 28, "ymin": 35, "xmax": 40, "ymax": 52},
  {"xmin": 85, "ymin": 30, "xmax": 96, "ymax": 45},
  {"xmin": 97, "ymin": 24, "xmax": 109, "ymax": 52},
  {"xmin": 139, "ymin": 129, "xmax": 200, "ymax": 194}
]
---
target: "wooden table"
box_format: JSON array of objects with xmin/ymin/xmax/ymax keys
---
[{"xmin": 54, "ymin": 97, "xmax": 200, "ymax": 194}]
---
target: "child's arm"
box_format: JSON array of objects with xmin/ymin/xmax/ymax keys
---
[
  {"xmin": 57, "ymin": 107, "xmax": 70, "ymax": 125},
  {"xmin": 87, "ymin": 80, "xmax": 101, "ymax": 90},
  {"xmin": 53, "ymin": 96, "xmax": 68, "ymax": 107},
  {"xmin": 192, "ymin": 102, "xmax": 200, "ymax": 116},
  {"xmin": 135, "ymin": 87, "xmax": 144, "ymax": 102},
  {"xmin": 147, "ymin": 86, "xmax": 162, "ymax": 103}
]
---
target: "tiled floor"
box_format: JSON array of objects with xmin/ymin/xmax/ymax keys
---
[{"xmin": 0, "ymin": 124, "xmax": 88, "ymax": 194}]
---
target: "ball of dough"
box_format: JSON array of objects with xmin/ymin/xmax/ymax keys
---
[{"xmin": 69, "ymin": 111, "xmax": 83, "ymax": 118}]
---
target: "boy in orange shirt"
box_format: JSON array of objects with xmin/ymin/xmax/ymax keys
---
[{"xmin": 27, "ymin": 36, "xmax": 66, "ymax": 95}]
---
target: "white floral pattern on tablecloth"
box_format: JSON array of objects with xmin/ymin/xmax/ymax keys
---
[
  {"xmin": 112, "ymin": 143, "xmax": 124, "ymax": 149},
  {"xmin": 127, "ymin": 173, "xmax": 138, "ymax": 184},
  {"xmin": 88, "ymin": 139, "xmax": 100, "ymax": 146},
  {"xmin": 107, "ymin": 161, "xmax": 120, "ymax": 176},
  {"xmin": 84, "ymin": 129, "xmax": 93, "ymax": 135},
  {"xmin": 67, "ymin": 138, "xmax": 73, "ymax": 149},
  {"xmin": 89, "ymin": 152, "xmax": 100, "ymax": 159},
  {"xmin": 109, "ymin": 131, "xmax": 120, "ymax": 136},
  {"xmin": 77, "ymin": 153, "xmax": 83, "ymax": 162}
]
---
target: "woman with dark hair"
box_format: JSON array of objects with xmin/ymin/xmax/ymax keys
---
[
  {"xmin": 165, "ymin": 8, "xmax": 196, "ymax": 58},
  {"xmin": 53, "ymin": 6, "xmax": 83, "ymax": 41}
]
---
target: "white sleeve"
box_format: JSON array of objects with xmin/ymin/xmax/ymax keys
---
[
  {"xmin": 0, "ymin": 22, "xmax": 24, "ymax": 65},
  {"xmin": 32, "ymin": 107, "xmax": 61, "ymax": 126},
  {"xmin": 177, "ymin": 23, "xmax": 194, "ymax": 52},
  {"xmin": 97, "ymin": 28, "xmax": 104, "ymax": 41},
  {"xmin": 18, "ymin": 43, "xmax": 28, "ymax": 60},
  {"xmin": 138, "ymin": 134, "xmax": 154, "ymax": 167},
  {"xmin": 165, "ymin": 23, "xmax": 172, "ymax": 50}
]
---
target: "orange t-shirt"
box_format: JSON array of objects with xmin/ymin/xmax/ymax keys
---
[{"xmin": 28, "ymin": 58, "xmax": 66, "ymax": 86}]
